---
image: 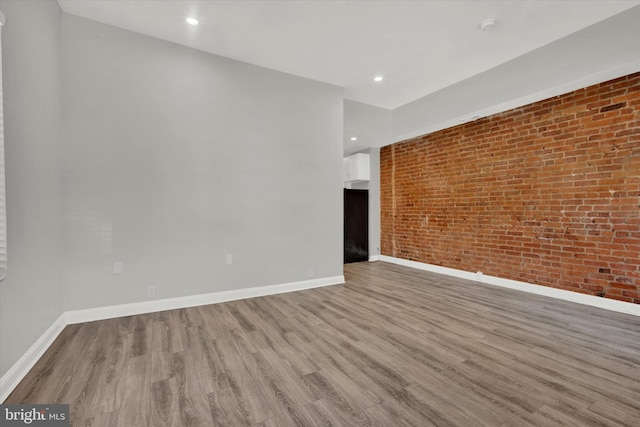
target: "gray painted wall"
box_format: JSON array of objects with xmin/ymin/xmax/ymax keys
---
[
  {"xmin": 1, "ymin": 3, "xmax": 343, "ymax": 380},
  {"xmin": 367, "ymin": 148, "xmax": 380, "ymax": 259},
  {"xmin": 0, "ymin": 0, "xmax": 64, "ymax": 378},
  {"xmin": 60, "ymin": 14, "xmax": 343, "ymax": 310}
]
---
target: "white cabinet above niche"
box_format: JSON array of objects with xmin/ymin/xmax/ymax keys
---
[{"xmin": 343, "ymin": 153, "xmax": 370, "ymax": 182}]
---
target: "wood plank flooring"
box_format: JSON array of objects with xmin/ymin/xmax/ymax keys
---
[{"xmin": 5, "ymin": 261, "xmax": 640, "ymax": 426}]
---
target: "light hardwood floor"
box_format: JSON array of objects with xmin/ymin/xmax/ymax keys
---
[{"xmin": 5, "ymin": 261, "xmax": 640, "ymax": 426}]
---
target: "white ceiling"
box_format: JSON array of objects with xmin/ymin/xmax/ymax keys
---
[{"xmin": 57, "ymin": 0, "xmax": 640, "ymax": 110}]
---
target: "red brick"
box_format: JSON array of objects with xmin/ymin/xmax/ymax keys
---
[{"xmin": 381, "ymin": 72, "xmax": 640, "ymax": 301}]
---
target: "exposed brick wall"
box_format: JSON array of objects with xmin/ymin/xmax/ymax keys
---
[{"xmin": 381, "ymin": 73, "xmax": 640, "ymax": 303}]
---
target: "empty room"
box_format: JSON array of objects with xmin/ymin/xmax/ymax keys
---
[{"xmin": 0, "ymin": 1, "xmax": 639, "ymax": 426}]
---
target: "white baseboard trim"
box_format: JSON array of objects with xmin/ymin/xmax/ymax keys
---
[
  {"xmin": 1, "ymin": 275, "xmax": 345, "ymax": 402},
  {"xmin": 368, "ymin": 255, "xmax": 380, "ymax": 262},
  {"xmin": 65, "ymin": 275, "xmax": 345, "ymax": 325},
  {"xmin": 379, "ymin": 255, "xmax": 640, "ymax": 316},
  {"xmin": 1, "ymin": 314, "xmax": 66, "ymax": 403}
]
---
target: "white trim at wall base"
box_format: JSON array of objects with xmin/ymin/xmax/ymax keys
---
[
  {"xmin": 368, "ymin": 255, "xmax": 380, "ymax": 262},
  {"xmin": 65, "ymin": 275, "xmax": 345, "ymax": 325},
  {"xmin": 1, "ymin": 275, "xmax": 345, "ymax": 402},
  {"xmin": 379, "ymin": 256, "xmax": 640, "ymax": 317},
  {"xmin": 1, "ymin": 314, "xmax": 66, "ymax": 403}
]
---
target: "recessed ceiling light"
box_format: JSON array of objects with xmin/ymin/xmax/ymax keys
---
[
  {"xmin": 350, "ymin": 137, "xmax": 358, "ymax": 141},
  {"xmin": 373, "ymin": 76, "xmax": 384, "ymax": 82},
  {"xmin": 480, "ymin": 18, "xmax": 496, "ymax": 31},
  {"xmin": 186, "ymin": 17, "xmax": 199, "ymax": 26}
]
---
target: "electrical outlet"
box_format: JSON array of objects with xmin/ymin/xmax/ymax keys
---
[
  {"xmin": 225, "ymin": 254, "xmax": 233, "ymax": 265},
  {"xmin": 147, "ymin": 286, "xmax": 156, "ymax": 298},
  {"xmin": 476, "ymin": 271, "xmax": 483, "ymax": 281}
]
